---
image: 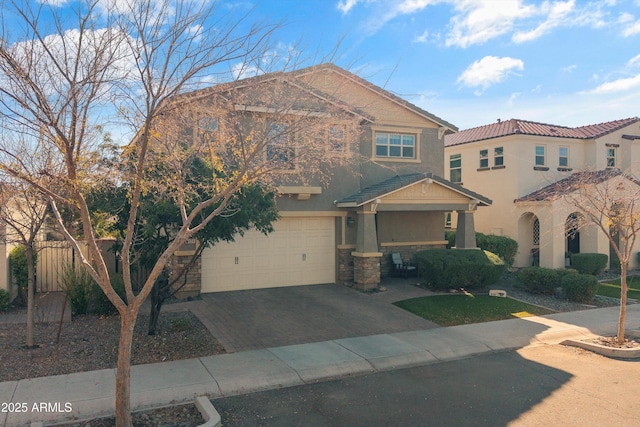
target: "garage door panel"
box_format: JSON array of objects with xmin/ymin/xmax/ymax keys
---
[{"xmin": 201, "ymin": 217, "xmax": 335, "ymax": 293}]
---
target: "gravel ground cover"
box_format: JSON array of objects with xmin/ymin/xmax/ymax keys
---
[{"xmin": 0, "ymin": 310, "xmax": 224, "ymax": 382}]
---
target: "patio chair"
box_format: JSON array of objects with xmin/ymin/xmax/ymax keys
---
[{"xmin": 391, "ymin": 252, "xmax": 417, "ymax": 277}]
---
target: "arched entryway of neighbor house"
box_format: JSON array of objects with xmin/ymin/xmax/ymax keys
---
[{"xmin": 518, "ymin": 212, "xmax": 540, "ymax": 267}]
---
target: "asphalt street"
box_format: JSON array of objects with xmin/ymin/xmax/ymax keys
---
[{"xmin": 212, "ymin": 344, "xmax": 640, "ymax": 427}]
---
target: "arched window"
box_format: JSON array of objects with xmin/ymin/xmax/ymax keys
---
[{"xmin": 533, "ymin": 218, "xmax": 540, "ymax": 246}]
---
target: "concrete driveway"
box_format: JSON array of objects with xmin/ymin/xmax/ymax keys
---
[{"xmin": 168, "ymin": 279, "xmax": 438, "ymax": 353}]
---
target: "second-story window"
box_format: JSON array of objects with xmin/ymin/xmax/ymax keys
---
[
  {"xmin": 607, "ymin": 147, "xmax": 617, "ymax": 168},
  {"xmin": 479, "ymin": 149, "xmax": 489, "ymax": 168},
  {"xmin": 267, "ymin": 123, "xmax": 294, "ymax": 169},
  {"xmin": 198, "ymin": 117, "xmax": 218, "ymax": 143},
  {"xmin": 328, "ymin": 126, "xmax": 345, "ymax": 151},
  {"xmin": 375, "ymin": 132, "xmax": 416, "ymax": 159},
  {"xmin": 494, "ymin": 147, "xmax": 504, "ymax": 166},
  {"xmin": 535, "ymin": 145, "xmax": 546, "ymax": 166},
  {"xmin": 450, "ymin": 154, "xmax": 462, "ymax": 183},
  {"xmin": 559, "ymin": 146, "xmax": 569, "ymax": 167}
]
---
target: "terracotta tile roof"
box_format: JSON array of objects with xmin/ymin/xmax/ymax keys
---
[
  {"xmin": 515, "ymin": 169, "xmax": 625, "ymax": 202},
  {"xmin": 336, "ymin": 173, "xmax": 492, "ymax": 207},
  {"xmin": 445, "ymin": 117, "xmax": 640, "ymax": 147}
]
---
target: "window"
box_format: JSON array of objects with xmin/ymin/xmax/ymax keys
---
[
  {"xmin": 479, "ymin": 149, "xmax": 489, "ymax": 168},
  {"xmin": 198, "ymin": 117, "xmax": 218, "ymax": 142},
  {"xmin": 328, "ymin": 126, "xmax": 345, "ymax": 151},
  {"xmin": 450, "ymin": 154, "xmax": 462, "ymax": 183},
  {"xmin": 559, "ymin": 146, "xmax": 569, "ymax": 167},
  {"xmin": 375, "ymin": 132, "xmax": 415, "ymax": 159},
  {"xmin": 444, "ymin": 212, "xmax": 452, "ymax": 228},
  {"xmin": 267, "ymin": 123, "xmax": 294, "ymax": 168},
  {"xmin": 535, "ymin": 145, "xmax": 546, "ymax": 166},
  {"xmin": 494, "ymin": 147, "xmax": 504, "ymax": 166},
  {"xmin": 533, "ymin": 218, "xmax": 540, "ymax": 246},
  {"xmin": 607, "ymin": 147, "xmax": 616, "ymax": 168}
]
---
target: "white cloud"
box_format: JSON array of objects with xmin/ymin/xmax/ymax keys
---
[
  {"xmin": 512, "ymin": 0, "xmax": 575, "ymax": 43},
  {"xmin": 507, "ymin": 91, "xmax": 521, "ymax": 106},
  {"xmin": 588, "ymin": 74, "xmax": 640, "ymax": 94},
  {"xmin": 623, "ymin": 20, "xmax": 640, "ymax": 36},
  {"xmin": 457, "ymin": 56, "xmax": 524, "ymax": 93},
  {"xmin": 628, "ymin": 54, "xmax": 640, "ymax": 68},
  {"xmin": 187, "ymin": 25, "xmax": 203, "ymax": 43},
  {"xmin": 446, "ymin": 0, "xmax": 536, "ymax": 47},
  {"xmin": 562, "ymin": 64, "xmax": 577, "ymax": 73},
  {"xmin": 414, "ymin": 29, "xmax": 430, "ymax": 43},
  {"xmin": 337, "ymin": 0, "xmax": 362, "ymax": 14},
  {"xmin": 37, "ymin": 0, "xmax": 68, "ymax": 6}
]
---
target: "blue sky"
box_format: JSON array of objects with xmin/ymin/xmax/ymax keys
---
[{"xmin": 247, "ymin": 0, "xmax": 640, "ymax": 130}]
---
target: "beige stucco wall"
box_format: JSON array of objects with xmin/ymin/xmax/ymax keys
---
[
  {"xmin": 445, "ymin": 122, "xmax": 640, "ymax": 269},
  {"xmin": 377, "ymin": 211, "xmax": 443, "ymax": 243}
]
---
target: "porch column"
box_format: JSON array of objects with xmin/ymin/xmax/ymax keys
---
[
  {"xmin": 352, "ymin": 210, "xmax": 382, "ymax": 291},
  {"xmin": 455, "ymin": 210, "xmax": 478, "ymax": 249}
]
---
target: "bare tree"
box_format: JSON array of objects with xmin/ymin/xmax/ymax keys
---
[
  {"xmin": 0, "ymin": 179, "xmax": 48, "ymax": 348},
  {"xmin": 559, "ymin": 169, "xmax": 640, "ymax": 343},
  {"xmin": 0, "ymin": 1, "xmax": 359, "ymax": 424}
]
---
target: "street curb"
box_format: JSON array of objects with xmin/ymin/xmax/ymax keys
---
[
  {"xmin": 195, "ymin": 396, "xmax": 221, "ymax": 427},
  {"xmin": 561, "ymin": 330, "xmax": 640, "ymax": 359}
]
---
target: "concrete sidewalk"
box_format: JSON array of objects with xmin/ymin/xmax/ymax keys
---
[{"xmin": 2, "ymin": 303, "xmax": 639, "ymax": 426}]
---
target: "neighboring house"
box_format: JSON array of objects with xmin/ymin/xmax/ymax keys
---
[
  {"xmin": 444, "ymin": 117, "xmax": 640, "ymax": 269},
  {"xmin": 175, "ymin": 64, "xmax": 492, "ymax": 294}
]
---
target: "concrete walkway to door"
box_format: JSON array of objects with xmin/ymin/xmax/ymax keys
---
[{"xmin": 164, "ymin": 278, "xmax": 439, "ymax": 353}]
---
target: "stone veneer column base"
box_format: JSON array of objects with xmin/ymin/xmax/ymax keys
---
[
  {"xmin": 172, "ymin": 255, "xmax": 202, "ymax": 298},
  {"xmin": 352, "ymin": 252, "xmax": 382, "ymax": 291},
  {"xmin": 338, "ymin": 247, "xmax": 355, "ymax": 284}
]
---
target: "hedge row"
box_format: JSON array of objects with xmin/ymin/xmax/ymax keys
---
[
  {"xmin": 570, "ymin": 253, "xmax": 608, "ymax": 275},
  {"xmin": 517, "ymin": 267, "xmax": 598, "ymax": 303},
  {"xmin": 415, "ymin": 248, "xmax": 505, "ymax": 291},
  {"xmin": 445, "ymin": 231, "xmax": 518, "ymax": 267}
]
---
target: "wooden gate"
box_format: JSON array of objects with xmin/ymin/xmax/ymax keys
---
[
  {"xmin": 34, "ymin": 239, "xmax": 117, "ymax": 292},
  {"xmin": 35, "ymin": 241, "xmax": 87, "ymax": 292}
]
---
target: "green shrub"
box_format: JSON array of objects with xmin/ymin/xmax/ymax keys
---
[
  {"xmin": 518, "ymin": 267, "xmax": 560, "ymax": 295},
  {"xmin": 415, "ymin": 249, "xmax": 505, "ymax": 291},
  {"xmin": 561, "ymin": 273, "xmax": 598, "ymax": 303},
  {"xmin": 445, "ymin": 230, "xmax": 456, "ymax": 248},
  {"xmin": 92, "ymin": 274, "xmax": 126, "ymax": 316},
  {"xmin": 476, "ymin": 234, "xmax": 518, "ymax": 267},
  {"xmin": 59, "ymin": 264, "xmax": 95, "ymax": 315},
  {"xmin": 0, "ymin": 289, "xmax": 11, "ymax": 312},
  {"xmin": 8, "ymin": 245, "xmax": 37, "ymax": 305},
  {"xmin": 444, "ymin": 231, "xmax": 518, "ymax": 266},
  {"xmin": 570, "ymin": 253, "xmax": 608, "ymax": 275}
]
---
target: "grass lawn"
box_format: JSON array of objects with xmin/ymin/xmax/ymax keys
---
[
  {"xmin": 597, "ymin": 276, "xmax": 640, "ymax": 300},
  {"xmin": 393, "ymin": 294, "xmax": 555, "ymax": 327}
]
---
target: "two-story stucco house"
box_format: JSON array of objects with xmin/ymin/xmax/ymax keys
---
[
  {"xmin": 177, "ymin": 63, "xmax": 491, "ymax": 294},
  {"xmin": 444, "ymin": 117, "xmax": 640, "ymax": 270}
]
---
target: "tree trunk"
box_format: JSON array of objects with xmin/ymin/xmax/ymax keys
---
[
  {"xmin": 26, "ymin": 246, "xmax": 35, "ymax": 348},
  {"xmin": 115, "ymin": 308, "xmax": 138, "ymax": 427},
  {"xmin": 617, "ymin": 263, "xmax": 628, "ymax": 343},
  {"xmin": 148, "ymin": 269, "xmax": 170, "ymax": 336},
  {"xmin": 148, "ymin": 293, "xmax": 163, "ymax": 336}
]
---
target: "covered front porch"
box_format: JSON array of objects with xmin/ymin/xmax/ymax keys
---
[{"xmin": 335, "ymin": 173, "xmax": 492, "ymax": 291}]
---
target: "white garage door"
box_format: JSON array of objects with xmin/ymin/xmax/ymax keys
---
[{"xmin": 201, "ymin": 217, "xmax": 336, "ymax": 293}]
